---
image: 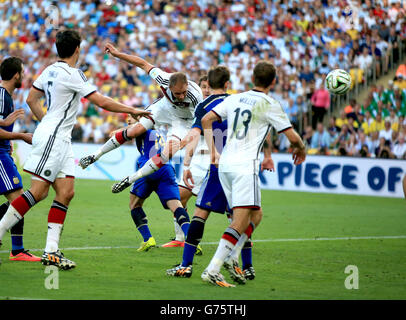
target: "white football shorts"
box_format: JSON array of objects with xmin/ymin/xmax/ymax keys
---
[
  {"xmin": 179, "ymin": 151, "xmax": 210, "ymax": 195},
  {"xmin": 218, "ymin": 160, "xmax": 261, "ymax": 209},
  {"xmin": 24, "ymin": 133, "xmax": 75, "ymax": 183}
]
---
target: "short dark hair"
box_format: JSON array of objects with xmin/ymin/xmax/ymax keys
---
[
  {"xmin": 169, "ymin": 72, "xmax": 188, "ymax": 87},
  {"xmin": 253, "ymin": 61, "xmax": 276, "ymax": 88},
  {"xmin": 55, "ymin": 30, "xmax": 81, "ymax": 58},
  {"xmin": 0, "ymin": 57, "xmax": 23, "ymax": 81},
  {"xmin": 198, "ymin": 75, "xmax": 208, "ymax": 86},
  {"xmin": 208, "ymin": 66, "xmax": 230, "ymax": 89}
]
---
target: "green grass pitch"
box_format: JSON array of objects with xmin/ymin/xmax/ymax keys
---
[{"xmin": 0, "ymin": 174, "xmax": 405, "ymax": 300}]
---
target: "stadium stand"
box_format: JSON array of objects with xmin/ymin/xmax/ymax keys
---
[{"xmin": 0, "ymin": 0, "xmax": 405, "ymax": 159}]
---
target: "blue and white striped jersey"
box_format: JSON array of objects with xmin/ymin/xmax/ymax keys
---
[{"xmin": 0, "ymin": 86, "xmax": 15, "ymax": 152}]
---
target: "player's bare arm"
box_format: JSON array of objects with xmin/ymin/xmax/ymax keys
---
[
  {"xmin": 104, "ymin": 43, "xmax": 154, "ymax": 74},
  {"xmin": 86, "ymin": 91, "xmax": 151, "ymax": 119},
  {"xmin": 284, "ymin": 128, "xmax": 306, "ymax": 165},
  {"xmin": 0, "ymin": 129, "xmax": 32, "ymax": 145},
  {"xmin": 26, "ymin": 87, "xmax": 45, "ymax": 121},
  {"xmin": 261, "ymin": 132, "xmax": 274, "ymax": 172},
  {"xmin": 181, "ymin": 127, "xmax": 201, "ymax": 189},
  {"xmin": 78, "ymin": 94, "xmax": 150, "ymax": 170},
  {"xmin": 201, "ymin": 111, "xmax": 221, "ymax": 166},
  {"xmin": 0, "ymin": 109, "xmax": 24, "ymax": 127}
]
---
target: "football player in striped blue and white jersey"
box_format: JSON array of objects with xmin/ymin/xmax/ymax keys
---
[{"xmin": 0, "ymin": 56, "xmax": 41, "ymax": 263}]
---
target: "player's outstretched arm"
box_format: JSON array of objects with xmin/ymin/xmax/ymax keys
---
[
  {"xmin": 284, "ymin": 128, "xmax": 306, "ymax": 165},
  {"xmin": 104, "ymin": 43, "xmax": 154, "ymax": 74},
  {"xmin": 86, "ymin": 91, "xmax": 151, "ymax": 119}
]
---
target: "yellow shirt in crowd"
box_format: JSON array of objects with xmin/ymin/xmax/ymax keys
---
[
  {"xmin": 370, "ymin": 119, "xmax": 385, "ymax": 132},
  {"xmin": 335, "ymin": 117, "xmax": 348, "ymax": 128}
]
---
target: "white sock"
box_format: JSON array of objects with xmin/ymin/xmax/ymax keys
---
[
  {"xmin": 128, "ymin": 155, "xmax": 167, "ymax": 183},
  {"xmin": 94, "ymin": 135, "xmax": 122, "ymax": 160},
  {"xmin": 174, "ymin": 218, "xmax": 185, "ymax": 242},
  {"xmin": 229, "ymin": 233, "xmax": 248, "ymax": 261},
  {"xmin": 0, "ymin": 206, "xmax": 23, "ymax": 241},
  {"xmin": 207, "ymin": 238, "xmax": 236, "ymax": 274},
  {"xmin": 44, "ymin": 223, "xmax": 63, "ymax": 253}
]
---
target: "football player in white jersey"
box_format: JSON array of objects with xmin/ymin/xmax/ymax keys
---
[
  {"xmin": 164, "ymin": 75, "xmax": 211, "ymax": 248},
  {"xmin": 79, "ymin": 43, "xmax": 203, "ymax": 196},
  {"xmin": 200, "ymin": 61, "xmax": 306, "ymax": 286},
  {"xmin": 0, "ymin": 30, "xmax": 150, "ymax": 269}
]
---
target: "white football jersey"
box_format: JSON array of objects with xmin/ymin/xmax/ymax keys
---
[
  {"xmin": 213, "ymin": 90, "xmax": 292, "ymax": 170},
  {"xmin": 148, "ymin": 67, "xmax": 203, "ymax": 120},
  {"xmin": 32, "ymin": 61, "xmax": 97, "ymax": 141}
]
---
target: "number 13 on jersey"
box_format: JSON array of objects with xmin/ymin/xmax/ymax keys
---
[{"xmin": 230, "ymin": 107, "xmax": 252, "ymax": 140}]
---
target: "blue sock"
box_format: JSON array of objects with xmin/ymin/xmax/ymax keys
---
[
  {"xmin": 138, "ymin": 225, "xmax": 152, "ymax": 242},
  {"xmin": 174, "ymin": 207, "xmax": 190, "ymax": 237},
  {"xmin": 130, "ymin": 207, "xmax": 152, "ymax": 242},
  {"xmin": 241, "ymin": 240, "xmax": 253, "ymax": 270},
  {"xmin": 11, "ymin": 235, "xmax": 24, "ymax": 252},
  {"xmin": 182, "ymin": 243, "xmax": 197, "ymax": 267},
  {"xmin": 182, "ymin": 216, "xmax": 205, "ymax": 267}
]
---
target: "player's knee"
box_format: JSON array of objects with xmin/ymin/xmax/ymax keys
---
[
  {"xmin": 39, "ymin": 191, "xmax": 48, "ymax": 201},
  {"xmin": 251, "ymin": 208, "xmax": 263, "ymax": 227},
  {"xmin": 66, "ymin": 189, "xmax": 75, "ymax": 202},
  {"xmin": 194, "ymin": 207, "xmax": 210, "ymax": 220},
  {"xmin": 57, "ymin": 188, "xmax": 74, "ymax": 204},
  {"xmin": 179, "ymin": 188, "xmax": 192, "ymax": 206},
  {"xmin": 180, "ymin": 193, "xmax": 191, "ymax": 208},
  {"xmin": 126, "ymin": 126, "xmax": 137, "ymax": 139},
  {"xmin": 130, "ymin": 196, "xmax": 143, "ymax": 209},
  {"xmin": 130, "ymin": 202, "xmax": 142, "ymax": 210}
]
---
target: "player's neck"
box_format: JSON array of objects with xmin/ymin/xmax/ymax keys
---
[
  {"xmin": 211, "ymin": 89, "xmax": 226, "ymax": 95},
  {"xmin": 1, "ymin": 81, "xmax": 15, "ymax": 95},
  {"xmin": 252, "ymin": 87, "xmax": 269, "ymax": 94},
  {"xmin": 59, "ymin": 56, "xmax": 77, "ymax": 68}
]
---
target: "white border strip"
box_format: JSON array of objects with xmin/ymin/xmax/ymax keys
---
[{"xmin": 1, "ymin": 235, "xmax": 405, "ymax": 253}]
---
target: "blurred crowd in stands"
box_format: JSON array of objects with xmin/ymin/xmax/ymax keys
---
[{"xmin": 0, "ymin": 0, "xmax": 405, "ymax": 159}]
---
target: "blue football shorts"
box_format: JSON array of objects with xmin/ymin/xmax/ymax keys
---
[
  {"xmin": 195, "ymin": 164, "xmax": 231, "ymax": 214},
  {"xmin": 130, "ymin": 163, "xmax": 180, "ymax": 209},
  {"xmin": 0, "ymin": 152, "xmax": 23, "ymax": 195}
]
